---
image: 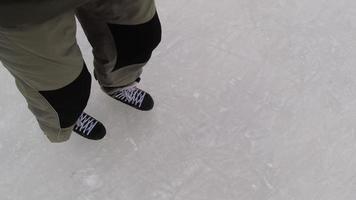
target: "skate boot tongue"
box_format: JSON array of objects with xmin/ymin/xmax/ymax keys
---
[{"xmin": 73, "ymin": 112, "xmax": 106, "ymax": 140}]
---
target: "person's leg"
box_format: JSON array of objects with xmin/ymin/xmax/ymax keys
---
[
  {"xmin": 0, "ymin": 11, "xmax": 105, "ymax": 142},
  {"xmin": 75, "ymin": 0, "xmax": 161, "ymax": 110}
]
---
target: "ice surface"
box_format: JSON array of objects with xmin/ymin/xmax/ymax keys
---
[{"xmin": 1, "ymin": 0, "xmax": 356, "ymax": 199}]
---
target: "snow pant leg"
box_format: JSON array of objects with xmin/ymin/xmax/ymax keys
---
[
  {"xmin": 75, "ymin": 0, "xmax": 162, "ymax": 90},
  {"xmin": 0, "ymin": 11, "xmax": 91, "ymax": 143}
]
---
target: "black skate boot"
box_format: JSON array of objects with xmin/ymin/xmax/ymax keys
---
[
  {"xmin": 73, "ymin": 112, "xmax": 106, "ymax": 140},
  {"xmin": 105, "ymin": 79, "xmax": 154, "ymax": 111}
]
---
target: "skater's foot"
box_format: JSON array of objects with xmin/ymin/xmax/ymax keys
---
[
  {"xmin": 104, "ymin": 79, "xmax": 154, "ymax": 111},
  {"xmin": 73, "ymin": 112, "xmax": 106, "ymax": 140}
]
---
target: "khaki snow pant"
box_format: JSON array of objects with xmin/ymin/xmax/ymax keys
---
[{"xmin": 0, "ymin": 0, "xmax": 161, "ymax": 143}]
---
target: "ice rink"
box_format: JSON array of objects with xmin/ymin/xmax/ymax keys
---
[{"xmin": 1, "ymin": 0, "xmax": 356, "ymax": 199}]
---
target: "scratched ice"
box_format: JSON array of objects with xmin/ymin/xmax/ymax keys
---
[{"xmin": 1, "ymin": 0, "xmax": 356, "ymax": 199}]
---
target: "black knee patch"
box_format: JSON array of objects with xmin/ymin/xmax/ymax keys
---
[
  {"xmin": 108, "ymin": 12, "xmax": 162, "ymax": 71},
  {"xmin": 39, "ymin": 64, "xmax": 91, "ymax": 128}
]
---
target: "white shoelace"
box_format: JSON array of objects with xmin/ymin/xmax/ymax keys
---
[
  {"xmin": 112, "ymin": 84, "xmax": 146, "ymax": 108},
  {"xmin": 74, "ymin": 113, "xmax": 98, "ymax": 135}
]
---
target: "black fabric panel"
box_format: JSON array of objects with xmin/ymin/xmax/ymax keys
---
[
  {"xmin": 39, "ymin": 64, "xmax": 91, "ymax": 128},
  {"xmin": 108, "ymin": 12, "xmax": 162, "ymax": 71}
]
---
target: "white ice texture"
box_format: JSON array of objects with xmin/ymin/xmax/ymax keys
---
[{"xmin": 1, "ymin": 0, "xmax": 356, "ymax": 199}]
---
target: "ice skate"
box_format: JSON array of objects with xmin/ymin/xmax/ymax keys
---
[
  {"xmin": 104, "ymin": 79, "xmax": 154, "ymax": 111},
  {"xmin": 73, "ymin": 112, "xmax": 106, "ymax": 140}
]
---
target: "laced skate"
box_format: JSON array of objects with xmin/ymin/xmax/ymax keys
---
[
  {"xmin": 73, "ymin": 112, "xmax": 106, "ymax": 140},
  {"xmin": 107, "ymin": 82, "xmax": 154, "ymax": 111}
]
